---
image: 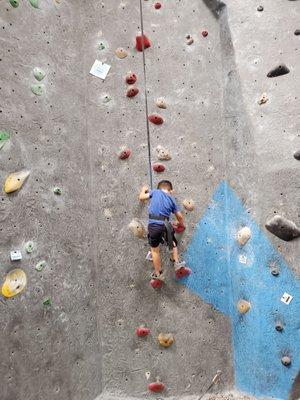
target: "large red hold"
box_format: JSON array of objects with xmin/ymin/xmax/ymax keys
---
[
  {"xmin": 153, "ymin": 163, "xmax": 165, "ymax": 173},
  {"xmin": 127, "ymin": 87, "xmax": 139, "ymax": 98},
  {"xmin": 135, "ymin": 326, "xmax": 150, "ymax": 337},
  {"xmin": 136, "ymin": 34, "xmax": 151, "ymax": 52},
  {"xmin": 125, "ymin": 73, "xmax": 137, "ymax": 85},
  {"xmin": 148, "ymin": 379, "xmax": 165, "ymax": 393},
  {"xmin": 148, "ymin": 114, "xmax": 163, "ymax": 125}
]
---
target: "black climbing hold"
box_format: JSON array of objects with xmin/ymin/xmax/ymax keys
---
[
  {"xmin": 265, "ymin": 215, "xmax": 300, "ymax": 241},
  {"xmin": 295, "ymin": 29, "xmax": 300, "ymax": 36},
  {"xmin": 257, "ymin": 5, "xmax": 264, "ymax": 11},
  {"xmin": 293, "ymin": 150, "xmax": 300, "ymax": 160},
  {"xmin": 275, "ymin": 321, "xmax": 284, "ymax": 332},
  {"xmin": 270, "ymin": 263, "xmax": 280, "ymax": 276},
  {"xmin": 267, "ymin": 64, "xmax": 290, "ymax": 78}
]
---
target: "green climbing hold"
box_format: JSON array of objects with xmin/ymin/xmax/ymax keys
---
[
  {"xmin": 29, "ymin": 0, "xmax": 39, "ymax": 8},
  {"xmin": 53, "ymin": 187, "xmax": 62, "ymax": 195},
  {"xmin": 43, "ymin": 297, "xmax": 51, "ymax": 306},
  {"xmin": 24, "ymin": 241, "xmax": 34, "ymax": 253},
  {"xmin": 31, "ymin": 83, "xmax": 45, "ymax": 96},
  {"xmin": 98, "ymin": 42, "xmax": 106, "ymax": 50},
  {"xmin": 35, "ymin": 260, "xmax": 47, "ymax": 271},
  {"xmin": 9, "ymin": 0, "xmax": 19, "ymax": 7},
  {"xmin": 33, "ymin": 67, "xmax": 46, "ymax": 81},
  {"xmin": 103, "ymin": 94, "xmax": 111, "ymax": 103},
  {"xmin": 0, "ymin": 131, "xmax": 10, "ymax": 150}
]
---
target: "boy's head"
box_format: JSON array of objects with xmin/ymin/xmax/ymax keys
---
[{"xmin": 157, "ymin": 180, "xmax": 173, "ymax": 192}]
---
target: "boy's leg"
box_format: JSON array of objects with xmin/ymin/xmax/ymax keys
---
[
  {"xmin": 172, "ymin": 242, "xmax": 180, "ymax": 263},
  {"xmin": 151, "ymin": 246, "xmax": 162, "ymax": 275}
]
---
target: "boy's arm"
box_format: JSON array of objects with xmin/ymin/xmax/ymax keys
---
[
  {"xmin": 174, "ymin": 211, "xmax": 184, "ymax": 225},
  {"xmin": 139, "ymin": 185, "xmax": 150, "ymax": 201}
]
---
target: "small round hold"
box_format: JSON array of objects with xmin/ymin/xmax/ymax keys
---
[
  {"xmin": 24, "ymin": 241, "xmax": 34, "ymax": 253},
  {"xmin": 33, "ymin": 67, "xmax": 46, "ymax": 81},
  {"xmin": 237, "ymin": 299, "xmax": 251, "ymax": 314},
  {"xmin": 53, "ymin": 187, "xmax": 62, "ymax": 195},
  {"xmin": 155, "ymin": 97, "xmax": 167, "ymax": 109},
  {"xmin": 293, "ymin": 150, "xmax": 300, "ymax": 160},
  {"xmin": 275, "ymin": 321, "xmax": 284, "ymax": 332},
  {"xmin": 148, "ymin": 114, "xmax": 164, "ymax": 125},
  {"xmin": 295, "ymin": 29, "xmax": 300, "ymax": 36},
  {"xmin": 125, "ymin": 73, "xmax": 137, "ymax": 85},
  {"xmin": 118, "ymin": 148, "xmax": 131, "ymax": 160},
  {"xmin": 257, "ymin": 5, "xmax": 264, "ymax": 11},
  {"xmin": 281, "ymin": 356, "xmax": 291, "ymax": 366},
  {"xmin": 153, "ymin": 163, "xmax": 165, "ymax": 173},
  {"xmin": 103, "ymin": 94, "xmax": 112, "ymax": 103},
  {"xmin": 126, "ymin": 87, "xmax": 139, "ymax": 98},
  {"xmin": 157, "ymin": 333, "xmax": 174, "ymax": 348},
  {"xmin": 136, "ymin": 326, "xmax": 150, "ymax": 337},
  {"xmin": 202, "ymin": 30, "xmax": 208, "ymax": 37},
  {"xmin": 271, "ymin": 266, "xmax": 280, "ymax": 276},
  {"xmin": 154, "ymin": 2, "xmax": 161, "ymax": 9},
  {"xmin": 31, "ymin": 84, "xmax": 45, "ymax": 96},
  {"xmin": 115, "ymin": 47, "xmax": 128, "ymax": 59},
  {"xmin": 183, "ymin": 199, "xmax": 195, "ymax": 211},
  {"xmin": 98, "ymin": 42, "xmax": 106, "ymax": 50},
  {"xmin": 186, "ymin": 35, "xmax": 194, "ymax": 45}
]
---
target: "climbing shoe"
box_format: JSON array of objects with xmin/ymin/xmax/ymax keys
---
[{"xmin": 174, "ymin": 262, "xmax": 192, "ymax": 279}]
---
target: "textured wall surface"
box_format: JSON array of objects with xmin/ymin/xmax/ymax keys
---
[{"xmin": 0, "ymin": 0, "xmax": 299, "ymax": 400}]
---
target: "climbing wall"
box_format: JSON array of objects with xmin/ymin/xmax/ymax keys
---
[{"xmin": 0, "ymin": 1, "xmax": 299, "ymax": 400}]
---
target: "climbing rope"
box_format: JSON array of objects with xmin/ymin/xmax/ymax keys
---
[{"xmin": 138, "ymin": 0, "xmax": 153, "ymax": 190}]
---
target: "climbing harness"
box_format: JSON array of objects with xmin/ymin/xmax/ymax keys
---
[
  {"xmin": 138, "ymin": 0, "xmax": 153, "ymax": 189},
  {"xmin": 149, "ymin": 214, "xmax": 176, "ymax": 250}
]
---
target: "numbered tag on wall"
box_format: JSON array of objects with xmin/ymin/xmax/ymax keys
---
[{"xmin": 281, "ymin": 292, "xmax": 293, "ymax": 305}]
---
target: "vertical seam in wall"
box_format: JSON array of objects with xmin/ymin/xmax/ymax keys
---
[
  {"xmin": 139, "ymin": 0, "xmax": 153, "ymax": 189},
  {"xmin": 80, "ymin": 0, "xmax": 103, "ymax": 393}
]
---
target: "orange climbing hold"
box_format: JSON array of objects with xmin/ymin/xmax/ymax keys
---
[
  {"xmin": 153, "ymin": 163, "xmax": 165, "ymax": 173},
  {"xmin": 237, "ymin": 299, "xmax": 251, "ymax": 314},
  {"xmin": 157, "ymin": 332, "xmax": 174, "ymax": 347},
  {"xmin": 202, "ymin": 30, "xmax": 208, "ymax": 37},
  {"xmin": 148, "ymin": 114, "xmax": 163, "ymax": 125},
  {"xmin": 136, "ymin": 34, "xmax": 151, "ymax": 52},
  {"xmin": 135, "ymin": 326, "xmax": 150, "ymax": 337},
  {"xmin": 125, "ymin": 72, "xmax": 137, "ymax": 85},
  {"xmin": 127, "ymin": 87, "xmax": 139, "ymax": 98},
  {"xmin": 148, "ymin": 379, "xmax": 165, "ymax": 393}
]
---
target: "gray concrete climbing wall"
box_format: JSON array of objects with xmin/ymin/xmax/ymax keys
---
[{"xmin": 0, "ymin": 1, "xmax": 299, "ymax": 400}]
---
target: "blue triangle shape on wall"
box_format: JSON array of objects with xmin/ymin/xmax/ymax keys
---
[{"xmin": 182, "ymin": 181, "xmax": 300, "ymax": 400}]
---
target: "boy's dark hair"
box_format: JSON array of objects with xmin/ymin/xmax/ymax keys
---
[{"xmin": 157, "ymin": 180, "xmax": 173, "ymax": 191}]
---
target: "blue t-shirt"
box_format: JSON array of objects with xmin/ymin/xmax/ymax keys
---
[{"xmin": 148, "ymin": 189, "xmax": 179, "ymax": 225}]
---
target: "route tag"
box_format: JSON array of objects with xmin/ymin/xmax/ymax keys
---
[
  {"xmin": 281, "ymin": 292, "xmax": 293, "ymax": 305},
  {"xmin": 89, "ymin": 60, "xmax": 111, "ymax": 80}
]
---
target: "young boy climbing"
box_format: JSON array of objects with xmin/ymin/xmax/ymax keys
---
[{"xmin": 139, "ymin": 180, "xmax": 190, "ymax": 282}]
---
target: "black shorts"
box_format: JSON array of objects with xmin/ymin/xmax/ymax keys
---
[{"xmin": 148, "ymin": 223, "xmax": 177, "ymax": 248}]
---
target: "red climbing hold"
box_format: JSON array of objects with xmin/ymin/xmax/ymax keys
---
[
  {"xmin": 150, "ymin": 279, "xmax": 163, "ymax": 289},
  {"xmin": 136, "ymin": 34, "xmax": 151, "ymax": 52},
  {"xmin": 153, "ymin": 163, "xmax": 165, "ymax": 173},
  {"xmin": 118, "ymin": 148, "xmax": 131, "ymax": 160},
  {"xmin": 176, "ymin": 266, "xmax": 192, "ymax": 279},
  {"xmin": 148, "ymin": 379, "xmax": 165, "ymax": 393},
  {"xmin": 135, "ymin": 326, "xmax": 150, "ymax": 337},
  {"xmin": 154, "ymin": 2, "xmax": 161, "ymax": 9},
  {"xmin": 173, "ymin": 223, "xmax": 185, "ymax": 233},
  {"xmin": 127, "ymin": 87, "xmax": 139, "ymax": 98},
  {"xmin": 125, "ymin": 73, "xmax": 137, "ymax": 85},
  {"xmin": 202, "ymin": 30, "xmax": 208, "ymax": 37},
  {"xmin": 148, "ymin": 114, "xmax": 163, "ymax": 125}
]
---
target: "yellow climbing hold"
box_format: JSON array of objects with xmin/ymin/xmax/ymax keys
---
[
  {"xmin": 128, "ymin": 219, "xmax": 146, "ymax": 238},
  {"xmin": 237, "ymin": 299, "xmax": 251, "ymax": 314},
  {"xmin": 115, "ymin": 48, "xmax": 128, "ymax": 59},
  {"xmin": 2, "ymin": 269, "xmax": 27, "ymax": 298},
  {"xmin": 4, "ymin": 170, "xmax": 30, "ymax": 194},
  {"xmin": 183, "ymin": 199, "xmax": 195, "ymax": 211},
  {"xmin": 157, "ymin": 333, "xmax": 174, "ymax": 348}
]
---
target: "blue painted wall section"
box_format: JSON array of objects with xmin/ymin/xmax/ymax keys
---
[{"xmin": 182, "ymin": 182, "xmax": 300, "ymax": 400}]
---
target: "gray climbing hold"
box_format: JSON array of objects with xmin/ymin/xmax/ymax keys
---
[
  {"xmin": 29, "ymin": 0, "xmax": 39, "ymax": 8},
  {"xmin": 293, "ymin": 150, "xmax": 300, "ymax": 160},
  {"xmin": 31, "ymin": 83, "xmax": 45, "ymax": 96},
  {"xmin": 267, "ymin": 64, "xmax": 290, "ymax": 78},
  {"xmin": 9, "ymin": 0, "xmax": 19, "ymax": 7},
  {"xmin": 281, "ymin": 356, "xmax": 291, "ymax": 366},
  {"xmin": 258, "ymin": 93, "xmax": 268, "ymax": 105},
  {"xmin": 98, "ymin": 41, "xmax": 106, "ymax": 50},
  {"xmin": 265, "ymin": 215, "xmax": 300, "ymax": 241},
  {"xmin": 186, "ymin": 35, "xmax": 194, "ymax": 45},
  {"xmin": 269, "ymin": 262, "xmax": 280, "ymax": 276},
  {"xmin": 24, "ymin": 241, "xmax": 34, "ymax": 253},
  {"xmin": 0, "ymin": 130, "xmax": 10, "ymax": 150},
  {"xmin": 53, "ymin": 187, "xmax": 62, "ymax": 195},
  {"xmin": 295, "ymin": 29, "xmax": 300, "ymax": 36},
  {"xmin": 275, "ymin": 321, "xmax": 284, "ymax": 332},
  {"xmin": 257, "ymin": 5, "xmax": 264, "ymax": 11},
  {"xmin": 102, "ymin": 94, "xmax": 111, "ymax": 103},
  {"xmin": 33, "ymin": 67, "xmax": 46, "ymax": 81},
  {"xmin": 35, "ymin": 260, "xmax": 47, "ymax": 271}
]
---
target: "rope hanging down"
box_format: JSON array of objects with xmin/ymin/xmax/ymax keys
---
[{"xmin": 138, "ymin": 0, "xmax": 153, "ymax": 189}]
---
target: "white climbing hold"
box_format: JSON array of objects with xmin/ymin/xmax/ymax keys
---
[
  {"xmin": 183, "ymin": 199, "xmax": 195, "ymax": 211},
  {"xmin": 156, "ymin": 145, "xmax": 171, "ymax": 161},
  {"xmin": 236, "ymin": 227, "xmax": 251, "ymax": 246},
  {"xmin": 128, "ymin": 219, "xmax": 146, "ymax": 238},
  {"xmin": 156, "ymin": 97, "xmax": 167, "ymax": 109},
  {"xmin": 258, "ymin": 93, "xmax": 268, "ymax": 105}
]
